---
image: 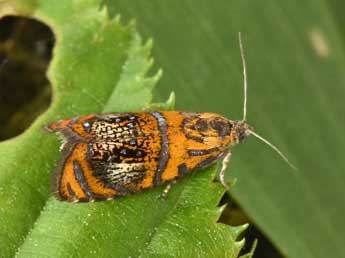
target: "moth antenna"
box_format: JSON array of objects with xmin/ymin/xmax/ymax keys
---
[
  {"xmin": 247, "ymin": 129, "xmax": 297, "ymax": 170},
  {"xmin": 238, "ymin": 32, "xmax": 247, "ymax": 122},
  {"xmin": 238, "ymin": 34, "xmax": 296, "ymax": 170}
]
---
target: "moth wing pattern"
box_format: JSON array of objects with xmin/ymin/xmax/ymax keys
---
[
  {"xmin": 47, "ymin": 112, "xmax": 163, "ymax": 202},
  {"xmin": 51, "ymin": 141, "xmax": 118, "ymax": 202},
  {"xmin": 47, "ymin": 111, "xmax": 233, "ymax": 202}
]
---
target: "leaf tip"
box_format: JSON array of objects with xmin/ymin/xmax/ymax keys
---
[
  {"xmin": 128, "ymin": 18, "xmax": 137, "ymax": 28},
  {"xmin": 165, "ymin": 91, "xmax": 175, "ymax": 109},
  {"xmin": 112, "ymin": 14, "xmax": 122, "ymax": 26},
  {"xmin": 145, "ymin": 38, "xmax": 154, "ymax": 50}
]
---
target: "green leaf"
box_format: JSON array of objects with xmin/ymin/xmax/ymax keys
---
[
  {"xmin": 0, "ymin": 0, "xmax": 247, "ymax": 257},
  {"xmin": 17, "ymin": 169, "xmax": 246, "ymax": 258},
  {"xmin": 104, "ymin": 0, "xmax": 345, "ymax": 257}
]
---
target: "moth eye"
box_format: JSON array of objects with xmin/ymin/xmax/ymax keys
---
[{"xmin": 239, "ymin": 131, "xmax": 246, "ymax": 141}]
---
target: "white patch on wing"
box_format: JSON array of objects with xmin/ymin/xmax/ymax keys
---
[{"xmin": 104, "ymin": 162, "xmax": 146, "ymax": 185}]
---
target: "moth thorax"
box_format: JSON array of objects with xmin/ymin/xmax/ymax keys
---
[
  {"xmin": 229, "ymin": 121, "xmax": 252, "ymax": 146},
  {"xmin": 184, "ymin": 114, "xmax": 232, "ymax": 139}
]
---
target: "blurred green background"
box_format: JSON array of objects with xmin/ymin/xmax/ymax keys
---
[{"xmin": 1, "ymin": 1, "xmax": 345, "ymax": 257}]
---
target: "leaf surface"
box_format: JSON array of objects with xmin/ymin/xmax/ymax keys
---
[
  {"xmin": 104, "ymin": 0, "xmax": 345, "ymax": 257},
  {"xmin": 0, "ymin": 0, "xmax": 246, "ymax": 257}
]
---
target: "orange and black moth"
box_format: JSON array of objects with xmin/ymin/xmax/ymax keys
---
[
  {"xmin": 45, "ymin": 33, "xmax": 295, "ymax": 202},
  {"xmin": 46, "ymin": 111, "xmax": 252, "ymax": 202}
]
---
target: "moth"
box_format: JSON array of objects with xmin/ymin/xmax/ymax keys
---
[{"xmin": 45, "ymin": 33, "xmax": 295, "ymax": 202}]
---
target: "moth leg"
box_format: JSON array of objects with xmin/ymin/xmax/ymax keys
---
[
  {"xmin": 219, "ymin": 151, "xmax": 232, "ymax": 189},
  {"xmin": 160, "ymin": 180, "xmax": 177, "ymax": 200}
]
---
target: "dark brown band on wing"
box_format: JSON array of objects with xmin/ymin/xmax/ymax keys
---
[
  {"xmin": 194, "ymin": 153, "xmax": 224, "ymax": 170},
  {"xmin": 178, "ymin": 163, "xmax": 189, "ymax": 178},
  {"xmin": 73, "ymin": 160, "xmax": 92, "ymax": 199},
  {"xmin": 182, "ymin": 116, "xmax": 204, "ymax": 143},
  {"xmin": 187, "ymin": 147, "xmax": 221, "ymax": 156},
  {"xmin": 66, "ymin": 182, "xmax": 76, "ymax": 199},
  {"xmin": 150, "ymin": 112, "xmax": 169, "ymax": 185}
]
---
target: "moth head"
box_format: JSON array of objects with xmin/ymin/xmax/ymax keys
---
[{"xmin": 228, "ymin": 120, "xmax": 252, "ymax": 146}]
